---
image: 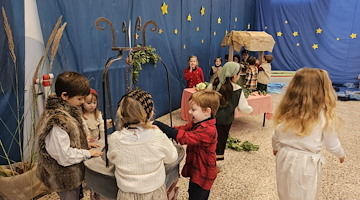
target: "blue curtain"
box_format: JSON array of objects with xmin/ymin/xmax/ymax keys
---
[
  {"xmin": 254, "ymin": 0, "xmax": 360, "ymax": 84},
  {"xmin": 0, "ymin": 1, "xmax": 25, "ymax": 164}
]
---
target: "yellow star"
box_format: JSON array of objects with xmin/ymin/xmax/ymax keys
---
[
  {"xmin": 174, "ymin": 29, "xmax": 178, "ymax": 34},
  {"xmin": 135, "ymin": 33, "xmax": 139, "ymax": 40},
  {"xmin": 158, "ymin": 29, "xmax": 163, "ymax": 34},
  {"xmin": 312, "ymin": 44, "xmax": 319, "ymax": 49},
  {"xmin": 292, "ymin": 32, "xmax": 299, "ymax": 36},
  {"xmin": 217, "ymin": 17, "xmax": 221, "ymax": 24},
  {"xmin": 296, "ymin": 43, "xmax": 300, "ymax": 46},
  {"xmin": 264, "ymin": 26, "xmax": 268, "ymax": 29},
  {"xmin": 277, "ymin": 32, "xmax": 282, "ymax": 36},
  {"xmin": 187, "ymin": 14, "xmax": 192, "ymax": 22},
  {"xmin": 316, "ymin": 28, "xmax": 322, "ymax": 34},
  {"xmin": 350, "ymin": 33, "xmax": 357, "ymax": 39},
  {"xmin": 284, "ymin": 20, "xmax": 288, "ymax": 24},
  {"xmin": 225, "ymin": 30, "xmax": 229, "ymax": 35},
  {"xmin": 201, "ymin": 40, "xmax": 204, "ymax": 44},
  {"xmin": 336, "ymin": 37, "xmax": 340, "ymax": 41},
  {"xmin": 183, "ymin": 44, "xmax": 186, "ymax": 49},
  {"xmin": 234, "ymin": 17, "xmax": 238, "ymax": 22},
  {"xmin": 247, "ymin": 23, "xmax": 251, "ymax": 29},
  {"xmin": 200, "ymin": 7, "xmax": 205, "ymax": 16},
  {"xmin": 160, "ymin": 2, "xmax": 168, "ymax": 15},
  {"xmin": 196, "ymin": 27, "xmax": 200, "ymax": 31},
  {"xmin": 213, "ymin": 31, "xmax": 216, "ymax": 36}
]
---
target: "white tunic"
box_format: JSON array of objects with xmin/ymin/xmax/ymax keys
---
[{"xmin": 272, "ymin": 114, "xmax": 344, "ymax": 200}]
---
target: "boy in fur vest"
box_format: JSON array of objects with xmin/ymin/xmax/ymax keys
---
[{"xmin": 36, "ymin": 71, "xmax": 103, "ymax": 200}]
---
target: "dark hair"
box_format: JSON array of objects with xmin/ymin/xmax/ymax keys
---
[
  {"xmin": 224, "ymin": 54, "xmax": 229, "ymax": 61},
  {"xmin": 233, "ymin": 54, "xmax": 241, "ymax": 63},
  {"xmin": 241, "ymin": 49, "xmax": 248, "ymax": 55},
  {"xmin": 247, "ymin": 56, "xmax": 256, "ymax": 65},
  {"xmin": 212, "ymin": 77, "xmax": 234, "ymax": 106},
  {"xmin": 264, "ymin": 55, "xmax": 273, "ymax": 63},
  {"xmin": 55, "ymin": 71, "xmax": 90, "ymax": 98},
  {"xmin": 214, "ymin": 57, "xmax": 222, "ymax": 63}
]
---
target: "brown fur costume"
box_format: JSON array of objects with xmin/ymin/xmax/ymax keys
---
[{"xmin": 36, "ymin": 94, "xmax": 88, "ymax": 192}]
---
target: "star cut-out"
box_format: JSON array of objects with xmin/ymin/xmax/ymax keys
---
[
  {"xmin": 296, "ymin": 43, "xmax": 300, "ymax": 46},
  {"xmin": 225, "ymin": 30, "xmax": 229, "ymax": 35},
  {"xmin": 200, "ymin": 7, "xmax": 205, "ymax": 16},
  {"xmin": 214, "ymin": 32, "xmax": 216, "ymax": 36},
  {"xmin": 161, "ymin": 2, "xmax": 168, "ymax": 15},
  {"xmin": 350, "ymin": 33, "xmax": 357, "ymax": 39},
  {"xmin": 196, "ymin": 27, "xmax": 200, "ymax": 31},
  {"xmin": 312, "ymin": 44, "xmax": 319, "ymax": 49},
  {"xmin": 292, "ymin": 32, "xmax": 299, "ymax": 36},
  {"xmin": 187, "ymin": 14, "xmax": 192, "ymax": 21},
  {"xmin": 183, "ymin": 44, "xmax": 186, "ymax": 49},
  {"xmin": 277, "ymin": 32, "xmax": 282, "ymax": 36},
  {"xmin": 135, "ymin": 33, "xmax": 139, "ymax": 40},
  {"xmin": 201, "ymin": 40, "xmax": 204, "ymax": 44},
  {"xmin": 174, "ymin": 29, "xmax": 178, "ymax": 34},
  {"xmin": 284, "ymin": 20, "xmax": 288, "ymax": 24},
  {"xmin": 235, "ymin": 17, "xmax": 238, "ymax": 22},
  {"xmin": 158, "ymin": 29, "xmax": 163, "ymax": 34},
  {"xmin": 217, "ymin": 17, "xmax": 221, "ymax": 24},
  {"xmin": 336, "ymin": 37, "xmax": 340, "ymax": 41},
  {"xmin": 316, "ymin": 28, "xmax": 322, "ymax": 34},
  {"xmin": 247, "ymin": 23, "xmax": 251, "ymax": 29}
]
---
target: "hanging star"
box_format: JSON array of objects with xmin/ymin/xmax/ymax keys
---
[
  {"xmin": 196, "ymin": 27, "xmax": 200, "ymax": 31},
  {"xmin": 296, "ymin": 43, "xmax": 300, "ymax": 46},
  {"xmin": 292, "ymin": 32, "xmax": 299, "ymax": 37},
  {"xmin": 336, "ymin": 37, "xmax": 340, "ymax": 41},
  {"xmin": 213, "ymin": 31, "xmax": 216, "ymax": 36},
  {"xmin": 158, "ymin": 29, "xmax": 163, "ymax": 34},
  {"xmin": 187, "ymin": 14, "xmax": 192, "ymax": 21},
  {"xmin": 350, "ymin": 33, "xmax": 357, "ymax": 39},
  {"xmin": 264, "ymin": 26, "xmax": 268, "ymax": 29},
  {"xmin": 284, "ymin": 20, "xmax": 288, "ymax": 24},
  {"xmin": 225, "ymin": 30, "xmax": 229, "ymax": 35},
  {"xmin": 135, "ymin": 33, "xmax": 139, "ymax": 40},
  {"xmin": 200, "ymin": 7, "xmax": 205, "ymax": 16},
  {"xmin": 217, "ymin": 17, "xmax": 221, "ymax": 24},
  {"xmin": 160, "ymin": 2, "xmax": 168, "ymax": 15},
  {"xmin": 174, "ymin": 29, "xmax": 178, "ymax": 34},
  {"xmin": 201, "ymin": 39, "xmax": 204, "ymax": 44},
  {"xmin": 316, "ymin": 28, "xmax": 322, "ymax": 34},
  {"xmin": 312, "ymin": 44, "xmax": 319, "ymax": 49},
  {"xmin": 235, "ymin": 17, "xmax": 238, "ymax": 22},
  {"xmin": 277, "ymin": 32, "xmax": 282, "ymax": 36},
  {"xmin": 183, "ymin": 44, "xmax": 186, "ymax": 49},
  {"xmin": 247, "ymin": 23, "xmax": 251, "ymax": 29}
]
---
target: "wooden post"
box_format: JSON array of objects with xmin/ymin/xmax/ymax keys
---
[
  {"xmin": 258, "ymin": 51, "xmax": 264, "ymax": 64},
  {"xmin": 228, "ymin": 45, "xmax": 234, "ymax": 62}
]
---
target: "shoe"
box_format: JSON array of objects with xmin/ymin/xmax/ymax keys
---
[{"xmin": 216, "ymin": 155, "xmax": 224, "ymax": 161}]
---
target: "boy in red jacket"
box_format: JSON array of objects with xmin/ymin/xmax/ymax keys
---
[{"xmin": 154, "ymin": 90, "xmax": 221, "ymax": 200}]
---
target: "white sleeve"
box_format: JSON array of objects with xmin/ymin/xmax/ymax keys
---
[
  {"xmin": 272, "ymin": 128, "xmax": 280, "ymax": 151},
  {"xmin": 45, "ymin": 125, "xmax": 91, "ymax": 167},
  {"xmin": 237, "ymin": 91, "xmax": 253, "ymax": 114},
  {"xmin": 160, "ymin": 133, "xmax": 178, "ymax": 164},
  {"xmin": 323, "ymin": 127, "xmax": 345, "ymax": 158}
]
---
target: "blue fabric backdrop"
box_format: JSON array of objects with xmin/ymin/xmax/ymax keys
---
[{"xmin": 254, "ymin": 0, "xmax": 360, "ymax": 84}]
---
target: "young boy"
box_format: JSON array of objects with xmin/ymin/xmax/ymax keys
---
[
  {"xmin": 36, "ymin": 71, "xmax": 103, "ymax": 200},
  {"xmin": 153, "ymin": 90, "xmax": 221, "ymax": 200},
  {"xmin": 245, "ymin": 56, "xmax": 259, "ymax": 91},
  {"xmin": 257, "ymin": 55, "xmax": 273, "ymax": 92}
]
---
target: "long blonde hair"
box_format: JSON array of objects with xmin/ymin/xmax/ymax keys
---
[{"xmin": 273, "ymin": 68, "xmax": 338, "ymax": 136}]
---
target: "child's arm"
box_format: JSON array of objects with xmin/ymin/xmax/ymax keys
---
[
  {"xmin": 272, "ymin": 128, "xmax": 280, "ymax": 156},
  {"xmin": 323, "ymin": 127, "xmax": 345, "ymax": 163},
  {"xmin": 45, "ymin": 126, "xmax": 102, "ymax": 167},
  {"xmin": 153, "ymin": 120, "xmax": 178, "ymax": 139},
  {"xmin": 175, "ymin": 124, "xmax": 215, "ymax": 146},
  {"xmin": 184, "ymin": 68, "xmax": 193, "ymax": 81},
  {"xmin": 237, "ymin": 91, "xmax": 253, "ymax": 114}
]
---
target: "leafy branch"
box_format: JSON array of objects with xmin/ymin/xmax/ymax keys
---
[{"xmin": 226, "ymin": 136, "xmax": 259, "ymax": 152}]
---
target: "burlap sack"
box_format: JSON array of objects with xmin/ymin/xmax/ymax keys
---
[{"xmin": 0, "ymin": 163, "xmax": 50, "ymax": 200}]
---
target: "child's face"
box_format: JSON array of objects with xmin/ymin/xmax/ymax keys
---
[
  {"xmin": 188, "ymin": 102, "xmax": 211, "ymax": 123},
  {"xmin": 242, "ymin": 53, "xmax": 248, "ymax": 61},
  {"xmin": 215, "ymin": 59, "xmax": 221, "ymax": 66},
  {"xmin": 63, "ymin": 95, "xmax": 85, "ymax": 107},
  {"xmin": 233, "ymin": 56, "xmax": 240, "ymax": 63},
  {"xmin": 83, "ymin": 94, "xmax": 98, "ymax": 113},
  {"xmin": 189, "ymin": 58, "xmax": 198, "ymax": 69}
]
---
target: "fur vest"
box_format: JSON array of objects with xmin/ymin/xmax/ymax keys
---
[{"xmin": 36, "ymin": 94, "xmax": 88, "ymax": 192}]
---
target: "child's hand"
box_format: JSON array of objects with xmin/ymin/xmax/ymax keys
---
[
  {"xmin": 88, "ymin": 142, "xmax": 101, "ymax": 148},
  {"xmin": 89, "ymin": 149, "xmax": 103, "ymax": 157},
  {"xmin": 106, "ymin": 119, "xmax": 113, "ymax": 128},
  {"xmin": 273, "ymin": 150, "xmax": 278, "ymax": 156},
  {"xmin": 339, "ymin": 157, "xmax": 345, "ymax": 163}
]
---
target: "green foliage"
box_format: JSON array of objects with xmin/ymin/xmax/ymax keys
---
[
  {"xmin": 226, "ymin": 136, "xmax": 259, "ymax": 152},
  {"xmin": 130, "ymin": 45, "xmax": 161, "ymax": 85},
  {"xmin": 241, "ymin": 86, "xmax": 252, "ymax": 98}
]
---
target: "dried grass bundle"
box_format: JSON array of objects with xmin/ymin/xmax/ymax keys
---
[
  {"xmin": 2, "ymin": 7, "xmax": 16, "ymax": 63},
  {"xmin": 49, "ymin": 22, "xmax": 67, "ymax": 70}
]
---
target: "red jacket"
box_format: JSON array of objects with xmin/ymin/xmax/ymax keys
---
[
  {"xmin": 184, "ymin": 66, "xmax": 204, "ymax": 88},
  {"xmin": 175, "ymin": 118, "xmax": 217, "ymax": 190}
]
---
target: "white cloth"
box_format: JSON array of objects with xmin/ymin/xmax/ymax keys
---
[
  {"xmin": 45, "ymin": 125, "xmax": 91, "ymax": 167},
  {"xmin": 272, "ymin": 113, "xmax": 344, "ymax": 200},
  {"xmin": 257, "ymin": 63, "xmax": 271, "ymax": 84},
  {"xmin": 107, "ymin": 127, "xmax": 178, "ymax": 194},
  {"xmin": 232, "ymin": 82, "xmax": 253, "ymax": 114},
  {"xmin": 82, "ymin": 111, "xmax": 105, "ymax": 142}
]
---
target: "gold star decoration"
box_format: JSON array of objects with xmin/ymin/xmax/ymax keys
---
[
  {"xmin": 200, "ymin": 7, "xmax": 205, "ymax": 16},
  {"xmin": 196, "ymin": 27, "xmax": 200, "ymax": 31},
  {"xmin": 284, "ymin": 20, "xmax": 288, "ymax": 24},
  {"xmin": 336, "ymin": 37, "xmax": 340, "ymax": 41},
  {"xmin": 160, "ymin": 2, "xmax": 168, "ymax": 15},
  {"xmin": 234, "ymin": 17, "xmax": 238, "ymax": 22},
  {"xmin": 296, "ymin": 43, "xmax": 300, "ymax": 46},
  {"xmin": 292, "ymin": 32, "xmax": 299, "ymax": 37},
  {"xmin": 312, "ymin": 44, "xmax": 319, "ymax": 49},
  {"xmin": 225, "ymin": 30, "xmax": 229, "ymax": 35},
  {"xmin": 264, "ymin": 26, "xmax": 268, "ymax": 29},
  {"xmin": 158, "ymin": 29, "xmax": 163, "ymax": 34},
  {"xmin": 277, "ymin": 32, "xmax": 282, "ymax": 36},
  {"xmin": 187, "ymin": 14, "xmax": 192, "ymax": 21},
  {"xmin": 247, "ymin": 23, "xmax": 251, "ymax": 29},
  {"xmin": 174, "ymin": 29, "xmax": 178, "ymax": 34},
  {"xmin": 350, "ymin": 33, "xmax": 357, "ymax": 39},
  {"xmin": 201, "ymin": 40, "xmax": 204, "ymax": 44},
  {"xmin": 316, "ymin": 28, "xmax": 322, "ymax": 34},
  {"xmin": 217, "ymin": 17, "xmax": 221, "ymax": 24},
  {"xmin": 135, "ymin": 33, "xmax": 139, "ymax": 40},
  {"xmin": 213, "ymin": 31, "xmax": 216, "ymax": 36},
  {"xmin": 183, "ymin": 44, "xmax": 186, "ymax": 49}
]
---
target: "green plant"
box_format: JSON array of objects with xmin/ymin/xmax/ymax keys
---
[
  {"xmin": 130, "ymin": 45, "xmax": 161, "ymax": 85},
  {"xmin": 226, "ymin": 136, "xmax": 259, "ymax": 152},
  {"xmin": 241, "ymin": 85, "xmax": 252, "ymax": 98}
]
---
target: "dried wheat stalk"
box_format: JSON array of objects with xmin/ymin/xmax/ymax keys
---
[
  {"xmin": 49, "ymin": 22, "xmax": 67, "ymax": 70},
  {"xmin": 2, "ymin": 7, "xmax": 16, "ymax": 63}
]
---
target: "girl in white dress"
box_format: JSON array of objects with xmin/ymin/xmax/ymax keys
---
[{"xmin": 272, "ymin": 68, "xmax": 345, "ymax": 200}]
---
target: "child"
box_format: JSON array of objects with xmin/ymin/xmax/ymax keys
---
[
  {"xmin": 209, "ymin": 57, "xmax": 222, "ymax": 83},
  {"xmin": 184, "ymin": 55, "xmax": 204, "ymax": 88},
  {"xmin": 36, "ymin": 71, "xmax": 103, "ymax": 200},
  {"xmin": 107, "ymin": 89, "xmax": 178, "ymax": 200},
  {"xmin": 212, "ymin": 62, "xmax": 253, "ymax": 160},
  {"xmin": 245, "ymin": 56, "xmax": 258, "ymax": 91},
  {"xmin": 272, "ymin": 68, "xmax": 345, "ymax": 200},
  {"xmin": 233, "ymin": 54, "xmax": 241, "ymax": 63},
  {"xmin": 257, "ymin": 55, "xmax": 273, "ymax": 92},
  {"xmin": 153, "ymin": 90, "xmax": 221, "ymax": 200}
]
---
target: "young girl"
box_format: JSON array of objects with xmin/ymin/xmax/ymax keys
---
[
  {"xmin": 107, "ymin": 89, "xmax": 178, "ymax": 200},
  {"xmin": 212, "ymin": 62, "xmax": 253, "ymax": 160},
  {"xmin": 272, "ymin": 68, "xmax": 345, "ymax": 200},
  {"xmin": 209, "ymin": 57, "xmax": 222, "ymax": 84},
  {"xmin": 184, "ymin": 55, "xmax": 204, "ymax": 88}
]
